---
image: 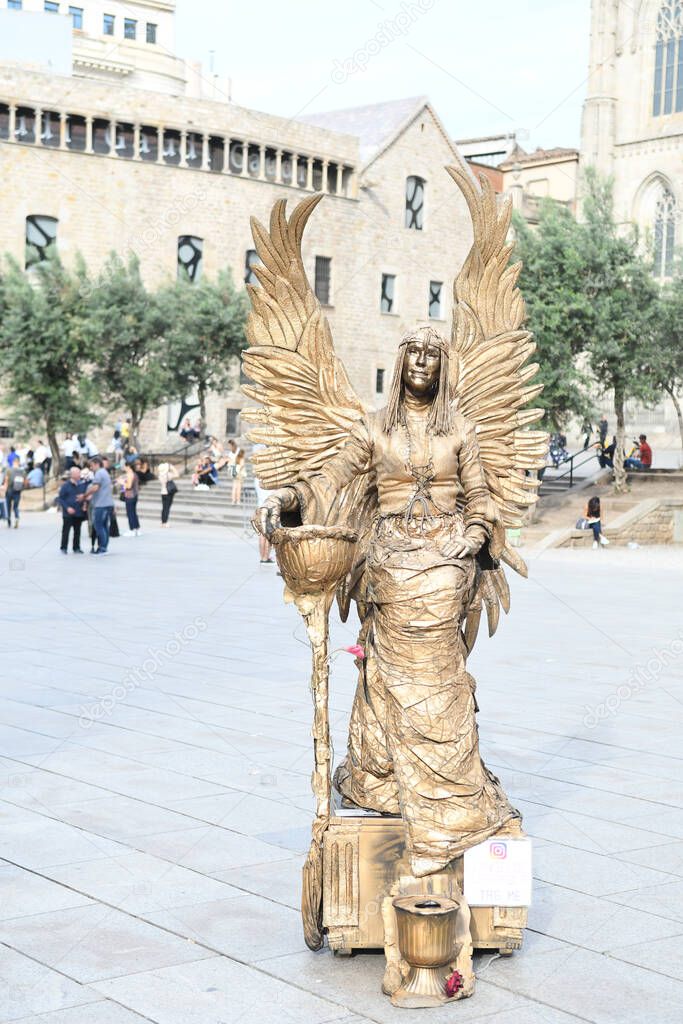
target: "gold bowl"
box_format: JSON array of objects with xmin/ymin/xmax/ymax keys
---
[
  {"xmin": 270, "ymin": 524, "xmax": 358, "ymax": 596},
  {"xmin": 391, "ymin": 895, "xmax": 460, "ymax": 1006}
]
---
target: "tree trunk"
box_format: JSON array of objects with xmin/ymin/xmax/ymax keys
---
[
  {"xmin": 613, "ymin": 387, "xmax": 628, "ymax": 493},
  {"xmin": 198, "ymin": 382, "xmax": 207, "ymax": 438},
  {"xmin": 664, "ymin": 384, "xmax": 683, "ymax": 461},
  {"xmin": 46, "ymin": 424, "xmax": 60, "ymax": 479}
]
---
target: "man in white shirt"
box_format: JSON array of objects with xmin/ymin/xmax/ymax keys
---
[
  {"xmin": 33, "ymin": 440, "xmax": 51, "ymax": 476},
  {"xmin": 61, "ymin": 434, "xmax": 76, "ymax": 471}
]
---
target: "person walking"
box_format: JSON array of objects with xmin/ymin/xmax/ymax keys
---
[
  {"xmin": 120, "ymin": 464, "xmax": 141, "ymax": 536},
  {"xmin": 81, "ymin": 457, "xmax": 114, "ymax": 555},
  {"xmin": 3, "ymin": 462, "xmax": 26, "ymax": 527},
  {"xmin": 598, "ymin": 414, "xmax": 609, "ymax": 447},
  {"xmin": 158, "ymin": 461, "xmax": 178, "ymax": 527},
  {"xmin": 58, "ymin": 467, "xmax": 87, "ymax": 553}
]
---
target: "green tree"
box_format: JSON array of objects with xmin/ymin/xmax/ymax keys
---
[
  {"xmin": 85, "ymin": 254, "xmax": 168, "ymax": 444},
  {"xmin": 161, "ymin": 270, "xmax": 248, "ymax": 430},
  {"xmin": 653, "ymin": 270, "xmax": 683, "ymax": 454},
  {"xmin": 581, "ymin": 171, "xmax": 661, "ymax": 491},
  {"xmin": 513, "ymin": 201, "xmax": 594, "ymax": 430},
  {"xmin": 0, "ymin": 254, "xmax": 97, "ymax": 473}
]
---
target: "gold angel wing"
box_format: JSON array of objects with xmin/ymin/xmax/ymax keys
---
[
  {"xmin": 241, "ymin": 195, "xmax": 366, "ymax": 511},
  {"xmin": 447, "ymin": 164, "xmax": 548, "ymax": 646}
]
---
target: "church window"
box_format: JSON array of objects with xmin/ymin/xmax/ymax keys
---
[
  {"xmin": 124, "ymin": 18, "xmax": 137, "ymax": 40},
  {"xmin": 103, "ymin": 14, "xmax": 114, "ymax": 36},
  {"xmin": 381, "ymin": 273, "xmax": 396, "ymax": 313},
  {"xmin": 376, "ymin": 368, "xmax": 386, "ymax": 394},
  {"xmin": 654, "ymin": 187, "xmax": 676, "ymax": 277},
  {"xmin": 653, "ymin": 1, "xmax": 683, "ymax": 115},
  {"xmin": 314, "ymin": 256, "xmax": 331, "ymax": 305},
  {"xmin": 429, "ymin": 280, "xmax": 443, "ymax": 319},
  {"xmin": 245, "ymin": 249, "xmax": 261, "ymax": 285},
  {"xmin": 146, "ymin": 23, "xmax": 157, "ymax": 44}
]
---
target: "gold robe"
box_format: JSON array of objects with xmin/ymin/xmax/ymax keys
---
[{"xmin": 294, "ymin": 396, "xmax": 519, "ymax": 876}]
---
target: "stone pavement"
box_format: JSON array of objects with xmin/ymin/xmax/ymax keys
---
[{"xmin": 1, "ymin": 512, "xmax": 682, "ymax": 1023}]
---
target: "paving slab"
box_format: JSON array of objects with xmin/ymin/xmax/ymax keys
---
[{"xmin": 2, "ymin": 515, "xmax": 682, "ymax": 1023}]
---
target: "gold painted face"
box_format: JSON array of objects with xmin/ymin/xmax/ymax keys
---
[{"xmin": 402, "ymin": 338, "xmax": 441, "ymax": 398}]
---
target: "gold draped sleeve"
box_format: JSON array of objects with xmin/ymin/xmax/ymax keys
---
[{"xmin": 292, "ymin": 417, "xmax": 374, "ymax": 526}]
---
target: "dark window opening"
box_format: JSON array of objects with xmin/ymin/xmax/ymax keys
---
[
  {"xmin": 185, "ymin": 132, "xmax": 202, "ymax": 168},
  {"xmin": 162, "ymin": 129, "xmax": 181, "ymax": 164},
  {"xmin": 405, "ymin": 175, "xmax": 425, "ymax": 230},
  {"xmin": 114, "ymin": 123, "xmax": 134, "ymax": 159},
  {"xmin": 0, "ymin": 104, "xmax": 10, "ymax": 140},
  {"xmin": 297, "ymin": 155, "xmax": 308, "ymax": 189},
  {"xmin": 245, "ymin": 249, "xmax": 261, "ymax": 286},
  {"xmin": 40, "ymin": 110, "xmax": 60, "ymax": 148},
  {"xmin": 226, "ymin": 408, "xmax": 240, "ymax": 434},
  {"xmin": 428, "ymin": 280, "xmax": 443, "ymax": 319},
  {"xmin": 26, "ymin": 215, "xmax": 57, "ymax": 269},
  {"xmin": 264, "ymin": 147, "xmax": 277, "ymax": 181},
  {"xmin": 15, "ymin": 107, "xmax": 35, "ymax": 144},
  {"xmin": 280, "ymin": 151, "xmax": 293, "ymax": 184},
  {"xmin": 209, "ymin": 136, "xmax": 224, "ymax": 172},
  {"xmin": 92, "ymin": 118, "xmax": 111, "ymax": 154},
  {"xmin": 314, "ymin": 256, "xmax": 331, "ymax": 305},
  {"xmin": 103, "ymin": 13, "xmax": 114, "ymax": 35},
  {"xmin": 312, "ymin": 159, "xmax": 323, "ymax": 191},
  {"xmin": 327, "ymin": 162, "xmax": 338, "ymax": 194},
  {"xmin": 66, "ymin": 114, "xmax": 86, "ymax": 151},
  {"xmin": 381, "ymin": 273, "xmax": 396, "ymax": 313},
  {"xmin": 124, "ymin": 18, "xmax": 137, "ymax": 40},
  {"xmin": 376, "ymin": 368, "xmax": 386, "ymax": 394},
  {"xmin": 139, "ymin": 126, "xmax": 158, "ymax": 161},
  {"xmin": 247, "ymin": 143, "xmax": 261, "ymax": 177},
  {"xmin": 178, "ymin": 236, "xmax": 204, "ymax": 283},
  {"xmin": 146, "ymin": 22, "xmax": 157, "ymax": 44}
]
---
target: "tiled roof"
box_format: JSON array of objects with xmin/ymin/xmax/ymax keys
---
[
  {"xmin": 498, "ymin": 144, "xmax": 578, "ymax": 168},
  {"xmin": 298, "ymin": 96, "xmax": 428, "ymax": 165}
]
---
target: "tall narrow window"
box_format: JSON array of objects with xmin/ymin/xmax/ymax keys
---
[
  {"xmin": 654, "ymin": 187, "xmax": 676, "ymax": 278},
  {"xmin": 69, "ymin": 5, "xmax": 83, "ymax": 28},
  {"xmin": 375, "ymin": 368, "xmax": 386, "ymax": 394},
  {"xmin": 124, "ymin": 18, "xmax": 137, "ymax": 40},
  {"xmin": 381, "ymin": 274, "xmax": 396, "ymax": 313},
  {"xmin": 428, "ymin": 281, "xmax": 443, "ymax": 319},
  {"xmin": 653, "ymin": 2, "xmax": 683, "ymax": 115},
  {"xmin": 25, "ymin": 215, "xmax": 57, "ymax": 269},
  {"xmin": 103, "ymin": 13, "xmax": 114, "ymax": 35},
  {"xmin": 314, "ymin": 256, "xmax": 331, "ymax": 305},
  {"xmin": 244, "ymin": 249, "xmax": 261, "ymax": 285},
  {"xmin": 146, "ymin": 22, "xmax": 157, "ymax": 44},
  {"xmin": 405, "ymin": 176, "xmax": 425, "ymax": 230},
  {"xmin": 178, "ymin": 236, "xmax": 203, "ymax": 283}
]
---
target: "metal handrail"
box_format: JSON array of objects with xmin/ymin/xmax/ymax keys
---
[{"xmin": 546, "ymin": 448, "xmax": 599, "ymax": 488}]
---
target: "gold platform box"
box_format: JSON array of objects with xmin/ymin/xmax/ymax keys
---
[{"xmin": 323, "ymin": 810, "xmax": 527, "ymax": 955}]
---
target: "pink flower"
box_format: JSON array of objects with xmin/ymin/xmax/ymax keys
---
[
  {"xmin": 444, "ymin": 970, "xmax": 464, "ymax": 998},
  {"xmin": 344, "ymin": 644, "xmax": 365, "ymax": 659}
]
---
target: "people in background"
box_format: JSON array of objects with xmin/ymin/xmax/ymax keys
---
[
  {"xmin": 76, "ymin": 433, "xmax": 98, "ymax": 460},
  {"xmin": 61, "ymin": 433, "xmax": 76, "ymax": 471},
  {"xmin": 579, "ymin": 495, "xmax": 610, "ymax": 550},
  {"xmin": 3, "ymin": 460, "xmax": 26, "ymax": 527},
  {"xmin": 580, "ymin": 418, "xmax": 593, "ymax": 450},
  {"xmin": 231, "ymin": 447, "xmax": 246, "ymax": 505},
  {"xmin": 180, "ymin": 417, "xmax": 201, "ymax": 443},
  {"xmin": 598, "ymin": 414, "xmax": 609, "ymax": 447},
  {"xmin": 596, "ymin": 436, "xmax": 616, "ymax": 469},
  {"xmin": 57, "ymin": 466, "xmax": 87, "ymax": 554},
  {"xmin": 26, "ymin": 464, "xmax": 44, "ymax": 488},
  {"xmin": 624, "ymin": 434, "xmax": 652, "ymax": 470},
  {"xmin": 6, "ymin": 446, "xmax": 19, "ymax": 468},
  {"xmin": 192, "ymin": 453, "xmax": 217, "ymax": 488},
  {"xmin": 120, "ymin": 464, "xmax": 141, "ymax": 536},
  {"xmin": 158, "ymin": 461, "xmax": 179, "ymax": 528},
  {"xmin": 81, "ymin": 456, "xmax": 114, "ymax": 555},
  {"xmin": 33, "ymin": 439, "xmax": 51, "ymax": 477}
]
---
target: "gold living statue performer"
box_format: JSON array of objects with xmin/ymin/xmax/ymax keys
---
[{"xmin": 244, "ymin": 163, "xmax": 547, "ymax": 1002}]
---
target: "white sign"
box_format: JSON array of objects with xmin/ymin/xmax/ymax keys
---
[{"xmin": 463, "ymin": 837, "xmax": 532, "ymax": 907}]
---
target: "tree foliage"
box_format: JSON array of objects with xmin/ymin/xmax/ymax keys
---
[
  {"xmin": 160, "ymin": 270, "xmax": 248, "ymax": 429},
  {"xmin": 0, "ymin": 254, "xmax": 97, "ymax": 471},
  {"xmin": 513, "ymin": 201, "xmax": 594, "ymax": 430}
]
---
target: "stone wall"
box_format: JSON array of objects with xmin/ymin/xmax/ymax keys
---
[{"xmin": 561, "ymin": 498, "xmax": 683, "ymax": 547}]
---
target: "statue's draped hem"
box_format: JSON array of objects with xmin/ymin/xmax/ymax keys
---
[{"xmin": 293, "ymin": 406, "xmax": 519, "ymax": 874}]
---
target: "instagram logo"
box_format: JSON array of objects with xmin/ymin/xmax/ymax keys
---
[{"xmin": 489, "ymin": 842, "xmax": 507, "ymax": 860}]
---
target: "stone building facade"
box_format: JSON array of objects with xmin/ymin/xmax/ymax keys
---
[
  {"xmin": 582, "ymin": 0, "xmax": 683, "ymax": 439},
  {"xmin": 0, "ymin": 3, "xmax": 475, "ymax": 450}
]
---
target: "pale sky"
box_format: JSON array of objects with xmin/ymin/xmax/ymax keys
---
[{"xmin": 175, "ymin": 0, "xmax": 591, "ymax": 152}]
